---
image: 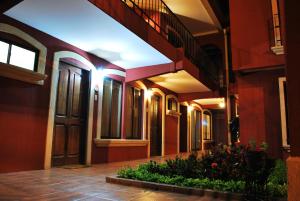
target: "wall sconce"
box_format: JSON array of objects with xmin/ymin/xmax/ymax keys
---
[
  {"xmin": 94, "ymin": 85, "xmax": 99, "ymax": 101},
  {"xmin": 188, "ymin": 105, "xmax": 194, "ymax": 112},
  {"xmin": 219, "ymin": 101, "xmax": 225, "ymax": 108},
  {"xmin": 145, "ymin": 89, "xmax": 153, "ymax": 99}
]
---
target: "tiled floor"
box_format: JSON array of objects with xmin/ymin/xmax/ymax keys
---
[{"xmin": 0, "ymin": 155, "xmax": 231, "ymax": 201}]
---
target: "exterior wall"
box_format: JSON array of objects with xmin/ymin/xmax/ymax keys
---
[
  {"xmin": 211, "ymin": 109, "xmax": 227, "ymax": 145},
  {"xmin": 92, "ymin": 146, "xmax": 148, "ymax": 163},
  {"xmin": 230, "ymin": 0, "xmax": 285, "ymax": 71},
  {"xmin": 91, "ymin": 79, "xmax": 179, "ymax": 163},
  {"xmin": 195, "ymin": 32, "xmax": 225, "ymax": 56},
  {"xmin": 0, "ymin": 76, "xmax": 48, "ymax": 172},
  {"xmin": 285, "ymin": 2, "xmax": 300, "ymax": 200},
  {"xmin": 0, "ymin": 15, "xmax": 122, "ymax": 172},
  {"xmin": 165, "ymin": 115, "xmax": 178, "ymax": 155},
  {"xmin": 237, "ymin": 69, "xmax": 285, "ymax": 158},
  {"xmin": 230, "ymin": 0, "xmax": 287, "ymax": 159}
]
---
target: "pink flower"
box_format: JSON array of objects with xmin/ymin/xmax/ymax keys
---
[{"xmin": 211, "ymin": 162, "xmax": 218, "ymax": 169}]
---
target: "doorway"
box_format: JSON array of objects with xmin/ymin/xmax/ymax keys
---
[
  {"xmin": 191, "ymin": 110, "xmax": 202, "ymax": 151},
  {"xmin": 180, "ymin": 105, "xmax": 188, "ymax": 152},
  {"xmin": 52, "ymin": 62, "xmax": 89, "ymax": 166},
  {"xmin": 150, "ymin": 94, "xmax": 162, "ymax": 156}
]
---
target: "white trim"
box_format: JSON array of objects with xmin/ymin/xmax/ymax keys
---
[
  {"xmin": 202, "ymin": 109, "xmax": 213, "ymax": 149},
  {"xmin": 166, "ymin": 94, "xmax": 180, "ymax": 154},
  {"xmin": 94, "ymin": 139, "xmax": 148, "ymax": 147},
  {"xmin": 271, "ymin": 45, "xmax": 284, "ymax": 55},
  {"xmin": 103, "ymin": 69, "xmax": 126, "ymax": 77},
  {"xmin": 278, "ymin": 77, "xmax": 290, "ymax": 148},
  {"xmin": 189, "ymin": 104, "xmax": 203, "ymax": 151},
  {"xmin": 0, "ymin": 23, "xmax": 47, "ymax": 84},
  {"xmin": 45, "ymin": 51, "xmax": 96, "ymax": 169},
  {"xmin": 181, "ymin": 102, "xmax": 190, "ymax": 152},
  {"xmin": 136, "ymin": 81, "xmax": 148, "ymax": 140},
  {"xmin": 148, "ymin": 88, "xmax": 166, "ymax": 157}
]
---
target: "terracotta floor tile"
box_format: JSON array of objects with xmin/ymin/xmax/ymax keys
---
[{"xmin": 0, "ymin": 154, "xmax": 229, "ymax": 201}]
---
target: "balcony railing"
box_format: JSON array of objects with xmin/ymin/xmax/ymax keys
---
[{"xmin": 121, "ymin": 0, "xmax": 219, "ymax": 85}]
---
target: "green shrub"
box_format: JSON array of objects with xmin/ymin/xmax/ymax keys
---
[
  {"xmin": 268, "ymin": 159, "xmax": 287, "ymax": 185},
  {"xmin": 117, "ymin": 143, "xmax": 287, "ymax": 197},
  {"xmin": 267, "ymin": 182, "xmax": 287, "ymax": 197}
]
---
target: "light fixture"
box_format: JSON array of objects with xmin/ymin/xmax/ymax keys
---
[
  {"xmin": 145, "ymin": 89, "xmax": 153, "ymax": 99},
  {"xmin": 219, "ymin": 101, "xmax": 225, "ymax": 108},
  {"xmin": 188, "ymin": 105, "xmax": 194, "ymax": 112}
]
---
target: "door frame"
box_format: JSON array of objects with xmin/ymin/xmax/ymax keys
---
[
  {"xmin": 147, "ymin": 88, "xmax": 165, "ymax": 157},
  {"xmin": 180, "ymin": 102, "xmax": 190, "ymax": 153},
  {"xmin": 45, "ymin": 51, "xmax": 97, "ymax": 169},
  {"xmin": 189, "ymin": 104, "xmax": 203, "ymax": 152},
  {"xmin": 166, "ymin": 94, "xmax": 180, "ymax": 154}
]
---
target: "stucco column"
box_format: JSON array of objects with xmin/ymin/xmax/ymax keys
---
[{"xmin": 285, "ymin": 1, "xmax": 300, "ymax": 200}]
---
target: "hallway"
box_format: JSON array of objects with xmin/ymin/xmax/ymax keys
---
[{"xmin": 0, "ymin": 155, "xmax": 232, "ymax": 201}]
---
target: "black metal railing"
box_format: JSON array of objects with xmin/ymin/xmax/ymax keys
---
[{"xmin": 121, "ymin": 0, "xmax": 219, "ymax": 84}]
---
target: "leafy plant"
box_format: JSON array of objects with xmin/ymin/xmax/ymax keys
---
[
  {"xmin": 117, "ymin": 142, "xmax": 287, "ymax": 198},
  {"xmin": 268, "ymin": 159, "xmax": 287, "ymax": 185}
]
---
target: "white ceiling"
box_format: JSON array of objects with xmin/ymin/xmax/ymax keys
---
[
  {"xmin": 163, "ymin": 0, "xmax": 220, "ymax": 35},
  {"xmin": 148, "ymin": 70, "xmax": 210, "ymax": 93},
  {"xmin": 194, "ymin": 98, "xmax": 224, "ymax": 105},
  {"xmin": 5, "ymin": 0, "xmax": 172, "ymax": 69}
]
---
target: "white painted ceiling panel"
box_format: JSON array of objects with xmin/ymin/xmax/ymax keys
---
[
  {"xmin": 148, "ymin": 70, "xmax": 210, "ymax": 93},
  {"xmin": 5, "ymin": 0, "xmax": 172, "ymax": 69}
]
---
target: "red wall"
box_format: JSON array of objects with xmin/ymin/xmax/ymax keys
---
[
  {"xmin": 237, "ymin": 69, "xmax": 285, "ymax": 158},
  {"xmin": 0, "ymin": 15, "xmax": 121, "ymax": 173},
  {"xmin": 230, "ymin": 0, "xmax": 285, "ymax": 70},
  {"xmin": 0, "ymin": 77, "xmax": 48, "ymax": 172},
  {"xmin": 165, "ymin": 115, "xmax": 178, "ymax": 155},
  {"xmin": 92, "ymin": 146, "xmax": 148, "ymax": 163}
]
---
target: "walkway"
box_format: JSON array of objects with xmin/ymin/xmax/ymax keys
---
[{"xmin": 0, "ymin": 155, "xmax": 232, "ymax": 201}]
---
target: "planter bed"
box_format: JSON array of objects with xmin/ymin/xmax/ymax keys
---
[
  {"xmin": 108, "ymin": 143, "xmax": 288, "ymax": 200},
  {"xmin": 106, "ymin": 176, "xmax": 243, "ymax": 200},
  {"xmin": 106, "ymin": 176, "xmax": 286, "ymax": 201}
]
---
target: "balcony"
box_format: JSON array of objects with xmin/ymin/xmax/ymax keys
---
[{"xmin": 121, "ymin": 0, "xmax": 220, "ymax": 85}]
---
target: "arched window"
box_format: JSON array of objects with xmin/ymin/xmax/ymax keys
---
[
  {"xmin": 0, "ymin": 39, "xmax": 38, "ymax": 71},
  {"xmin": 0, "ymin": 23, "xmax": 47, "ymax": 85}
]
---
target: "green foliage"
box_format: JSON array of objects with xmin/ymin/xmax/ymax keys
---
[
  {"xmin": 118, "ymin": 167, "xmax": 245, "ymax": 193},
  {"xmin": 267, "ymin": 182, "xmax": 287, "ymax": 197},
  {"xmin": 117, "ymin": 143, "xmax": 287, "ymax": 197},
  {"xmin": 268, "ymin": 159, "xmax": 287, "ymax": 185}
]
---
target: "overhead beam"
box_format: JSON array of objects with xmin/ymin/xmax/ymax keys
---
[
  {"xmin": 0, "ymin": 0, "xmax": 23, "ymax": 13},
  {"xmin": 125, "ymin": 62, "xmax": 176, "ymax": 83},
  {"xmin": 178, "ymin": 91, "xmax": 220, "ymax": 102}
]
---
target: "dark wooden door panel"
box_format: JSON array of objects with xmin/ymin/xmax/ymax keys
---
[
  {"xmin": 191, "ymin": 110, "xmax": 201, "ymax": 151},
  {"xmin": 180, "ymin": 105, "xmax": 188, "ymax": 152},
  {"xmin": 52, "ymin": 62, "xmax": 89, "ymax": 167},
  {"xmin": 150, "ymin": 95, "xmax": 162, "ymax": 156},
  {"xmin": 56, "ymin": 69, "xmax": 69, "ymax": 116},
  {"xmin": 67, "ymin": 126, "xmax": 80, "ymax": 155},
  {"xmin": 53, "ymin": 125, "xmax": 66, "ymax": 156},
  {"xmin": 71, "ymin": 73, "xmax": 82, "ymax": 117}
]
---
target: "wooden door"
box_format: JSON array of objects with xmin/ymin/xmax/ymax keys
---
[
  {"xmin": 180, "ymin": 105, "xmax": 188, "ymax": 152},
  {"xmin": 52, "ymin": 62, "xmax": 89, "ymax": 166},
  {"xmin": 150, "ymin": 95, "xmax": 162, "ymax": 156},
  {"xmin": 191, "ymin": 110, "xmax": 201, "ymax": 151}
]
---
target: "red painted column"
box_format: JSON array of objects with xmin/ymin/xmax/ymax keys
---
[{"xmin": 285, "ymin": 1, "xmax": 300, "ymax": 200}]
